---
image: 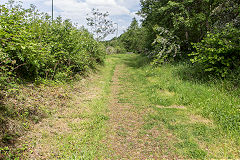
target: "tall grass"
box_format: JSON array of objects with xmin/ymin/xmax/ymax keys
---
[{"xmin": 126, "ymin": 54, "xmax": 240, "ymax": 140}]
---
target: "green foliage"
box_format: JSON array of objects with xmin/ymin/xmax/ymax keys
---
[
  {"xmin": 105, "ymin": 39, "xmax": 127, "ymax": 54},
  {"xmin": 150, "ymin": 26, "xmax": 180, "ymax": 64},
  {"xmin": 138, "ymin": 0, "xmax": 239, "ymax": 76},
  {"xmin": 190, "ymin": 24, "xmax": 240, "ymax": 77},
  {"xmin": 139, "ymin": 0, "xmax": 239, "ymax": 47},
  {"xmin": 0, "ymin": 2, "xmax": 105, "ymax": 86},
  {"xmin": 119, "ymin": 18, "xmax": 148, "ymax": 53},
  {"xmin": 139, "ymin": 0, "xmax": 224, "ymax": 50}
]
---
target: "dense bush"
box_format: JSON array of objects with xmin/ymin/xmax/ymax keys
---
[
  {"xmin": 0, "ymin": 3, "xmax": 106, "ymax": 157},
  {"xmin": 190, "ymin": 24, "xmax": 240, "ymax": 77},
  {"xmin": 149, "ymin": 26, "xmax": 180, "ymax": 65},
  {"xmin": 0, "ymin": 3, "xmax": 105, "ymax": 89}
]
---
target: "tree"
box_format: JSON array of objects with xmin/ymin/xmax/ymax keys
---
[
  {"xmin": 128, "ymin": 17, "xmax": 139, "ymax": 30},
  {"xmin": 138, "ymin": 0, "xmax": 240, "ymax": 75},
  {"xmin": 139, "ymin": 0, "xmax": 216, "ymax": 51},
  {"xmin": 120, "ymin": 18, "xmax": 139, "ymax": 51},
  {"xmin": 86, "ymin": 8, "xmax": 116, "ymax": 41},
  {"xmin": 119, "ymin": 18, "xmax": 148, "ymax": 53}
]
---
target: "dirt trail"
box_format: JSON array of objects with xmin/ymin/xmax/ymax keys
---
[
  {"xmin": 12, "ymin": 54, "xmax": 240, "ymax": 159},
  {"xmin": 106, "ymin": 64, "xmax": 177, "ymax": 159},
  {"xmin": 16, "ymin": 56, "xmax": 181, "ymax": 159}
]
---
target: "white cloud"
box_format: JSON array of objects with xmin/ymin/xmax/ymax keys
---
[
  {"xmin": 86, "ymin": 0, "xmax": 116, "ymax": 6},
  {"xmin": 0, "ymin": 0, "xmax": 141, "ymax": 40}
]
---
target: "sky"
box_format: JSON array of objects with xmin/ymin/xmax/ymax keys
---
[{"xmin": 0, "ymin": 0, "xmax": 141, "ymax": 40}]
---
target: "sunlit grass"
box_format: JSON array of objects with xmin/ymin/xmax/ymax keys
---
[
  {"xmin": 7, "ymin": 53, "xmax": 239, "ymax": 159},
  {"xmin": 116, "ymin": 54, "xmax": 240, "ymax": 159},
  {"xmin": 52, "ymin": 55, "xmax": 121, "ymax": 159}
]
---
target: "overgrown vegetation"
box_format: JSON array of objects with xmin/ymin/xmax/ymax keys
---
[
  {"xmin": 0, "ymin": 1, "xmax": 106, "ymax": 158},
  {"xmin": 119, "ymin": 18, "xmax": 148, "ymax": 53},
  {"xmin": 150, "ymin": 26, "xmax": 180, "ymax": 64},
  {"xmin": 104, "ymin": 38, "xmax": 127, "ymax": 55},
  {"xmin": 116, "ymin": 0, "xmax": 239, "ymax": 76},
  {"xmin": 105, "ymin": 17, "xmax": 149, "ymax": 55},
  {"xmin": 1, "ymin": 0, "xmax": 240, "ymax": 158},
  {"xmin": 190, "ymin": 24, "xmax": 240, "ymax": 77},
  {"xmin": 0, "ymin": 3, "xmax": 105, "ymax": 85}
]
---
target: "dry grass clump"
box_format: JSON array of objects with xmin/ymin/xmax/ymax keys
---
[{"xmin": 0, "ymin": 83, "xmax": 72, "ymax": 159}]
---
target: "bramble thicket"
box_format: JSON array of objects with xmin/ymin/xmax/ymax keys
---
[{"xmin": 0, "ymin": 3, "xmax": 105, "ymax": 96}]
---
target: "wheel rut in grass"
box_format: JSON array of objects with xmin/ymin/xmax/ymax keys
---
[{"xmin": 106, "ymin": 64, "xmax": 177, "ymax": 159}]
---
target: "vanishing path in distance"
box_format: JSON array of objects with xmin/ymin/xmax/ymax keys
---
[{"xmin": 20, "ymin": 54, "xmax": 240, "ymax": 159}]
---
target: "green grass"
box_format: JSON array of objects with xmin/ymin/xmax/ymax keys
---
[
  {"xmin": 14, "ymin": 55, "xmax": 122, "ymax": 160},
  {"xmin": 48, "ymin": 55, "xmax": 122, "ymax": 159},
  {"xmin": 114, "ymin": 53, "xmax": 240, "ymax": 158},
  {"xmin": 7, "ymin": 53, "xmax": 240, "ymax": 159}
]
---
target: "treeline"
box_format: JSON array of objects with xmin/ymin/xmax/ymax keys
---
[
  {"xmin": 0, "ymin": 2, "xmax": 105, "ymax": 95},
  {"xmin": 115, "ymin": 0, "xmax": 240, "ymax": 77},
  {"xmin": 106, "ymin": 18, "xmax": 147, "ymax": 54}
]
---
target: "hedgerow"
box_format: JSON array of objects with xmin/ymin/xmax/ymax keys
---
[
  {"xmin": 0, "ymin": 2, "xmax": 106, "ymax": 157},
  {"xmin": 137, "ymin": 0, "xmax": 239, "ymax": 76},
  {"xmin": 0, "ymin": 3, "xmax": 105, "ymax": 92}
]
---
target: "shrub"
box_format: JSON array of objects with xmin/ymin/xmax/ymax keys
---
[
  {"xmin": 150, "ymin": 26, "xmax": 180, "ymax": 65},
  {"xmin": 190, "ymin": 24, "xmax": 240, "ymax": 77},
  {"xmin": 0, "ymin": 3, "xmax": 105, "ymax": 84},
  {"xmin": 105, "ymin": 39, "xmax": 127, "ymax": 54}
]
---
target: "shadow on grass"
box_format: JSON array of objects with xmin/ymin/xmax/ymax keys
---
[
  {"xmin": 122, "ymin": 53, "xmax": 240, "ymax": 95},
  {"xmin": 122, "ymin": 54, "xmax": 151, "ymax": 69},
  {"xmin": 173, "ymin": 62, "xmax": 240, "ymax": 93},
  {"xmin": 173, "ymin": 62, "xmax": 216, "ymax": 83},
  {"xmin": 122, "ymin": 53, "xmax": 215, "ymax": 83}
]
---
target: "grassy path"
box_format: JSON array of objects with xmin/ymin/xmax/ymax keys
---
[
  {"xmin": 106, "ymin": 64, "xmax": 176, "ymax": 159},
  {"xmin": 19, "ymin": 54, "xmax": 240, "ymax": 159}
]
